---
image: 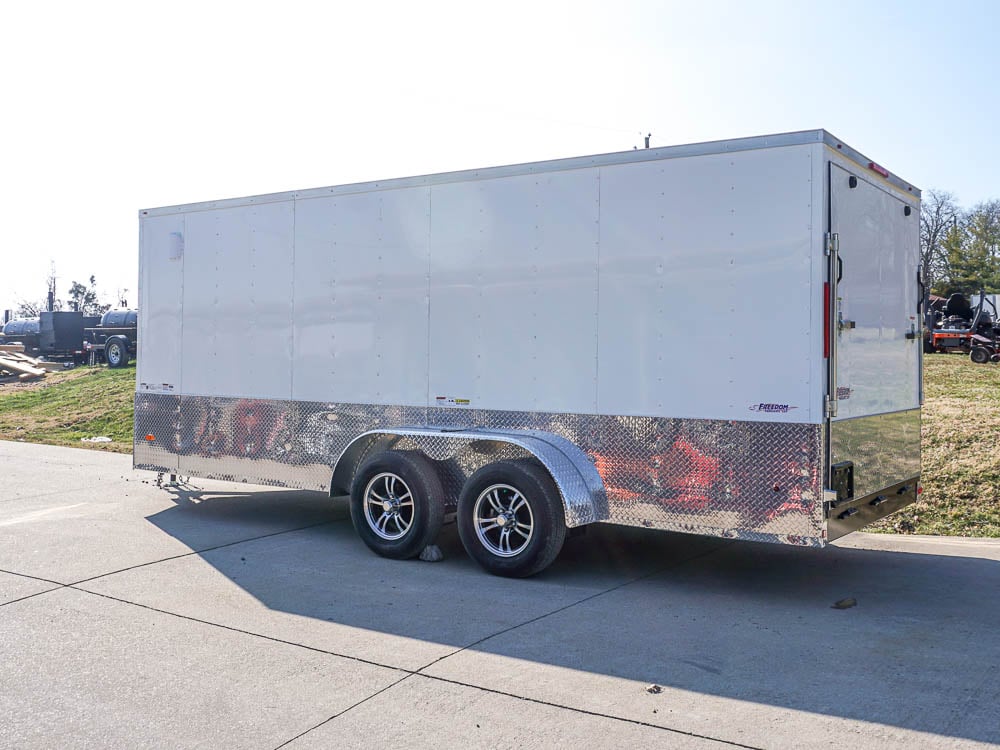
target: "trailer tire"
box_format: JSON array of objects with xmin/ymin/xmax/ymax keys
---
[
  {"xmin": 457, "ymin": 459, "xmax": 566, "ymax": 578},
  {"xmin": 105, "ymin": 337, "xmax": 129, "ymax": 368},
  {"xmin": 970, "ymin": 346, "xmax": 992, "ymax": 364},
  {"xmin": 350, "ymin": 450, "xmax": 445, "ymax": 560}
]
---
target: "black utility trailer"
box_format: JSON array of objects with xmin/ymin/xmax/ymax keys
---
[
  {"xmin": 2, "ymin": 312, "xmax": 104, "ymax": 363},
  {"xmin": 40, "ymin": 311, "xmax": 101, "ymax": 360},
  {"xmin": 0, "ymin": 318, "xmax": 41, "ymax": 351},
  {"xmin": 84, "ymin": 309, "xmax": 138, "ymax": 367}
]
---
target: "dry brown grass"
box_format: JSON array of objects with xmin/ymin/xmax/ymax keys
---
[{"xmin": 870, "ymin": 354, "xmax": 1000, "ymax": 536}]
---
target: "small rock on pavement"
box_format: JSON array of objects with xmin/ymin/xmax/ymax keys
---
[
  {"xmin": 832, "ymin": 597, "xmax": 857, "ymax": 609},
  {"xmin": 419, "ymin": 545, "xmax": 444, "ymax": 562},
  {"xmin": 646, "ymin": 684, "xmax": 663, "ymax": 694}
]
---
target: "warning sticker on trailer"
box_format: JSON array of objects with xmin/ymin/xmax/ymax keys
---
[
  {"xmin": 140, "ymin": 382, "xmax": 175, "ymax": 393},
  {"xmin": 435, "ymin": 396, "xmax": 471, "ymax": 407}
]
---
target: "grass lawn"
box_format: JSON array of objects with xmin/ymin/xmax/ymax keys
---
[
  {"xmin": 869, "ymin": 354, "xmax": 1000, "ymax": 537},
  {"xmin": 0, "ymin": 355, "xmax": 997, "ymax": 536},
  {"xmin": 0, "ymin": 364, "xmax": 135, "ymax": 453}
]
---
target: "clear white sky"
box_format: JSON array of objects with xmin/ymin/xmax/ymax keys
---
[{"xmin": 1, "ymin": 0, "xmax": 996, "ymax": 314}]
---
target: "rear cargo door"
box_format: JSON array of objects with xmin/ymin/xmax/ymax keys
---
[{"xmin": 829, "ymin": 163, "xmax": 920, "ymax": 420}]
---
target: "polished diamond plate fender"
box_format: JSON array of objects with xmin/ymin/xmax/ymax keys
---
[{"xmin": 332, "ymin": 427, "xmax": 608, "ymax": 527}]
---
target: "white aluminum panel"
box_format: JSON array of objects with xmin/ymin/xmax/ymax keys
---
[
  {"xmin": 831, "ymin": 163, "xmax": 920, "ymax": 418},
  {"xmin": 429, "ymin": 171, "xmax": 600, "ymax": 413},
  {"xmin": 180, "ymin": 202, "xmax": 294, "ymax": 398},
  {"xmin": 597, "ymin": 146, "xmax": 817, "ymax": 422},
  {"xmin": 137, "ymin": 214, "xmax": 184, "ymax": 393},
  {"xmin": 291, "ymin": 188, "xmax": 431, "ymax": 406}
]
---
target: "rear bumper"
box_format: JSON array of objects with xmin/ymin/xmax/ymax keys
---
[{"xmin": 825, "ymin": 476, "xmax": 919, "ymax": 541}]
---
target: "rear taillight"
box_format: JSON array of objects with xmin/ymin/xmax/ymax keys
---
[{"xmin": 823, "ymin": 282, "xmax": 830, "ymax": 358}]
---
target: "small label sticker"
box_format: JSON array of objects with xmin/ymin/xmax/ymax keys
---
[
  {"xmin": 140, "ymin": 382, "xmax": 175, "ymax": 393},
  {"xmin": 435, "ymin": 396, "xmax": 471, "ymax": 407}
]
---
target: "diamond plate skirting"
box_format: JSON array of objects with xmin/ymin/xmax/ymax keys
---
[
  {"xmin": 134, "ymin": 394, "xmax": 827, "ymax": 545},
  {"xmin": 830, "ymin": 409, "xmax": 921, "ymax": 500}
]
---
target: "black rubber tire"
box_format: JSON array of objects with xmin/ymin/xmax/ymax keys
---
[
  {"xmin": 105, "ymin": 338, "xmax": 129, "ymax": 368},
  {"xmin": 350, "ymin": 450, "xmax": 445, "ymax": 560},
  {"xmin": 457, "ymin": 459, "xmax": 566, "ymax": 578},
  {"xmin": 970, "ymin": 346, "xmax": 991, "ymax": 364}
]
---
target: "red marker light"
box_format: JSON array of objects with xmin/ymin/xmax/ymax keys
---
[
  {"xmin": 823, "ymin": 282, "xmax": 830, "ymax": 358},
  {"xmin": 145, "ymin": 434, "xmax": 155, "ymax": 442},
  {"xmin": 917, "ymin": 485, "xmax": 923, "ymax": 495},
  {"xmin": 868, "ymin": 162, "xmax": 889, "ymax": 178}
]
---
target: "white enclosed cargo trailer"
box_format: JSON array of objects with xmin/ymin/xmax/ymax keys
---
[{"xmin": 136, "ymin": 129, "xmax": 922, "ymax": 577}]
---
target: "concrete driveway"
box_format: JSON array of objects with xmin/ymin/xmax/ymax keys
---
[{"xmin": 0, "ymin": 440, "xmax": 997, "ymax": 749}]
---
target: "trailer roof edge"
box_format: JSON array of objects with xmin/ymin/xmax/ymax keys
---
[
  {"xmin": 139, "ymin": 129, "xmax": 920, "ymax": 217},
  {"xmin": 820, "ymin": 131, "xmax": 920, "ymax": 200}
]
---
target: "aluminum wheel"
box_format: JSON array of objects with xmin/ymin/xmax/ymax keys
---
[
  {"xmin": 473, "ymin": 483, "xmax": 534, "ymax": 557},
  {"xmin": 362, "ymin": 472, "xmax": 414, "ymax": 541}
]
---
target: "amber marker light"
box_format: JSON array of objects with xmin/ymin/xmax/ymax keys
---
[{"xmin": 145, "ymin": 434, "xmax": 156, "ymax": 442}]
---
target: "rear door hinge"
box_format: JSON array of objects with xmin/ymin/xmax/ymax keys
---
[
  {"xmin": 826, "ymin": 397, "xmax": 838, "ymax": 418},
  {"xmin": 825, "ymin": 232, "xmax": 839, "ymax": 256}
]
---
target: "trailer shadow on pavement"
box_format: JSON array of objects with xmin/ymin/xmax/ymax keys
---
[{"xmin": 134, "ymin": 484, "xmax": 1000, "ymax": 747}]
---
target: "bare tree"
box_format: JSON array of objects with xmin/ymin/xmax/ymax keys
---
[
  {"xmin": 14, "ymin": 263, "xmax": 71, "ymax": 318},
  {"xmin": 44, "ymin": 262, "xmax": 63, "ymax": 312},
  {"xmin": 14, "ymin": 300, "xmax": 42, "ymax": 318},
  {"xmin": 920, "ymin": 189, "xmax": 959, "ymax": 291}
]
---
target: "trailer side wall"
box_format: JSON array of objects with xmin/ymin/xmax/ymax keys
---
[{"xmin": 139, "ymin": 144, "xmax": 821, "ymax": 423}]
